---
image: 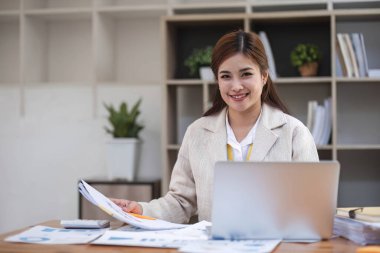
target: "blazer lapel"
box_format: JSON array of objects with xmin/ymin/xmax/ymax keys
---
[
  {"xmin": 250, "ymin": 123, "xmax": 278, "ymax": 161},
  {"xmin": 250, "ymin": 103, "xmax": 287, "ymax": 161},
  {"xmin": 201, "ymin": 108, "xmax": 228, "ymax": 164}
]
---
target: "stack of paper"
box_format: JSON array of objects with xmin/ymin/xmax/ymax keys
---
[
  {"xmin": 79, "ymin": 179, "xmax": 187, "ymax": 230},
  {"xmin": 334, "ymin": 216, "xmax": 380, "ymax": 245}
]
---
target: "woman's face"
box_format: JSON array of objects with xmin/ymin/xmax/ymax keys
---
[{"xmin": 217, "ymin": 53, "xmax": 268, "ymax": 115}]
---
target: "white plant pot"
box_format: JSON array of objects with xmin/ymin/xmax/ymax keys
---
[
  {"xmin": 199, "ymin": 66, "xmax": 214, "ymax": 81},
  {"xmin": 106, "ymin": 138, "xmax": 141, "ymax": 181}
]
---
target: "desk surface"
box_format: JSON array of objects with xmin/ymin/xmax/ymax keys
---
[{"xmin": 0, "ymin": 220, "xmax": 361, "ymax": 253}]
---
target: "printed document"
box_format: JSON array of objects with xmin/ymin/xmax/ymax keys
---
[
  {"xmin": 5, "ymin": 225, "xmax": 105, "ymax": 244},
  {"xmin": 179, "ymin": 239, "xmax": 281, "ymax": 253},
  {"xmin": 92, "ymin": 220, "xmax": 210, "ymax": 248},
  {"xmin": 79, "ymin": 179, "xmax": 187, "ymax": 230}
]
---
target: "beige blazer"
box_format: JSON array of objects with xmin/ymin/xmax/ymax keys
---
[{"xmin": 140, "ymin": 103, "xmax": 319, "ymax": 223}]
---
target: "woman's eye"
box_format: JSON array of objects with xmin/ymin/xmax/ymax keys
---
[
  {"xmin": 242, "ymin": 72, "xmax": 253, "ymax": 77},
  {"xmin": 220, "ymin": 74, "xmax": 230, "ymax": 79}
]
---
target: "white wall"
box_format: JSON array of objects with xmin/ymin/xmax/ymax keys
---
[{"xmin": 0, "ymin": 84, "xmax": 162, "ymax": 233}]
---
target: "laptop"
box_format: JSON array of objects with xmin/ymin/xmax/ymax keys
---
[{"xmin": 211, "ymin": 161, "xmax": 340, "ymax": 241}]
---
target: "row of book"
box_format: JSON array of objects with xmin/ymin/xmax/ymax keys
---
[
  {"xmin": 306, "ymin": 97, "xmax": 332, "ymax": 146},
  {"xmin": 336, "ymin": 32, "xmax": 370, "ymax": 78}
]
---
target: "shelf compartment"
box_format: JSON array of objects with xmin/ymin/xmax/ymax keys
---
[
  {"xmin": 23, "ymin": 0, "xmax": 92, "ymax": 10},
  {"xmin": 0, "ymin": 0, "xmax": 20, "ymax": 11},
  {"xmin": 336, "ymin": 14, "xmax": 380, "ymax": 78},
  {"xmin": 166, "ymin": 18, "xmax": 244, "ymax": 80},
  {"xmin": 95, "ymin": 12, "xmax": 161, "ymax": 84},
  {"xmin": 276, "ymin": 82, "xmax": 331, "ymax": 127},
  {"xmin": 0, "ymin": 17, "xmax": 19, "ymax": 84},
  {"xmin": 23, "ymin": 14, "xmax": 92, "ymax": 83},
  {"xmin": 250, "ymin": 15, "xmax": 331, "ymax": 78},
  {"xmin": 337, "ymin": 149, "xmax": 380, "ymax": 207},
  {"xmin": 317, "ymin": 148, "xmax": 333, "ymax": 161},
  {"xmin": 337, "ymin": 81, "xmax": 380, "ymax": 145},
  {"xmin": 166, "ymin": 85, "xmax": 203, "ymax": 145}
]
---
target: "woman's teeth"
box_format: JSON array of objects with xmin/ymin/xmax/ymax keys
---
[{"xmin": 230, "ymin": 93, "xmax": 248, "ymax": 99}]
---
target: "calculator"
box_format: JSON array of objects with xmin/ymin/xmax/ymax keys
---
[{"xmin": 60, "ymin": 219, "xmax": 110, "ymax": 229}]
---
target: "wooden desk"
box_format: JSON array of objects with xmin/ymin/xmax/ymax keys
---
[{"xmin": 0, "ymin": 220, "xmax": 361, "ymax": 253}]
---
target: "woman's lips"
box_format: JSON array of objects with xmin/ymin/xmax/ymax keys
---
[{"xmin": 229, "ymin": 92, "xmax": 250, "ymax": 101}]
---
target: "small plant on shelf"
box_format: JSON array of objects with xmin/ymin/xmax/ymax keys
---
[
  {"xmin": 184, "ymin": 46, "xmax": 213, "ymax": 80},
  {"xmin": 103, "ymin": 99, "xmax": 144, "ymax": 138},
  {"xmin": 290, "ymin": 43, "xmax": 321, "ymax": 77}
]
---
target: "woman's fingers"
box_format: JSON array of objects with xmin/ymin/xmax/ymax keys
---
[{"xmin": 110, "ymin": 198, "xmax": 142, "ymax": 214}]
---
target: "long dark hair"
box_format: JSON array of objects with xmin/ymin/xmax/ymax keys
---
[{"xmin": 204, "ymin": 30, "xmax": 289, "ymax": 116}]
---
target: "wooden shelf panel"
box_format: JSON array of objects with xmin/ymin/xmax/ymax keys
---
[
  {"xmin": 275, "ymin": 77, "xmax": 332, "ymax": 83},
  {"xmin": 167, "ymin": 144, "xmax": 180, "ymax": 150},
  {"xmin": 24, "ymin": 9, "xmax": 92, "ymax": 20},
  {"xmin": 97, "ymin": 6, "xmax": 167, "ymax": 18},
  {"xmin": 336, "ymin": 78, "xmax": 380, "ymax": 83},
  {"xmin": 23, "ymin": 0, "xmax": 92, "ymax": 10},
  {"xmin": 337, "ymin": 145, "xmax": 380, "ymax": 150}
]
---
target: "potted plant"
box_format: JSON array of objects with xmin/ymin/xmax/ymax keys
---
[
  {"xmin": 184, "ymin": 46, "xmax": 214, "ymax": 81},
  {"xmin": 290, "ymin": 43, "xmax": 321, "ymax": 77},
  {"xmin": 104, "ymin": 99, "xmax": 144, "ymax": 181}
]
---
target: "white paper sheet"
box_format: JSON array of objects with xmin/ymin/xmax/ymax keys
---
[
  {"xmin": 179, "ymin": 239, "xmax": 281, "ymax": 253},
  {"xmin": 92, "ymin": 221, "xmax": 211, "ymax": 248},
  {"xmin": 5, "ymin": 225, "xmax": 106, "ymax": 244},
  {"xmin": 79, "ymin": 179, "xmax": 187, "ymax": 230}
]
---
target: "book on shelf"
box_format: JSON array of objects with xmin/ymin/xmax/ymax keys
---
[
  {"xmin": 307, "ymin": 97, "xmax": 332, "ymax": 146},
  {"xmin": 337, "ymin": 207, "xmax": 380, "ymax": 223},
  {"xmin": 351, "ymin": 33, "xmax": 368, "ymax": 77},
  {"xmin": 258, "ymin": 31, "xmax": 277, "ymax": 80},
  {"xmin": 337, "ymin": 33, "xmax": 353, "ymax": 78},
  {"xmin": 344, "ymin": 33, "xmax": 360, "ymax": 78},
  {"xmin": 359, "ymin": 33, "xmax": 370, "ymax": 77}
]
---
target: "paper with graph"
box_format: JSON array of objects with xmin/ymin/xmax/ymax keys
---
[{"xmin": 79, "ymin": 179, "xmax": 187, "ymax": 230}]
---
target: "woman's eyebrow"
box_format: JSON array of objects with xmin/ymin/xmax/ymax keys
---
[{"xmin": 239, "ymin": 67, "xmax": 254, "ymax": 72}]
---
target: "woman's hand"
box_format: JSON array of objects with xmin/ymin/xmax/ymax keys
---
[{"xmin": 111, "ymin": 198, "xmax": 143, "ymax": 215}]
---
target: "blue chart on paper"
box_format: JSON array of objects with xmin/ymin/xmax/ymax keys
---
[{"xmin": 20, "ymin": 236, "xmax": 50, "ymax": 242}]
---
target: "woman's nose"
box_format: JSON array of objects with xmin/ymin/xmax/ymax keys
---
[{"xmin": 231, "ymin": 78, "xmax": 244, "ymax": 91}]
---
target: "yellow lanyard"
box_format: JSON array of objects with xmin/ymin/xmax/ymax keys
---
[{"xmin": 227, "ymin": 143, "xmax": 253, "ymax": 161}]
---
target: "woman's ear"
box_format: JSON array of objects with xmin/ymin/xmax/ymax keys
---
[{"xmin": 262, "ymin": 71, "xmax": 269, "ymax": 86}]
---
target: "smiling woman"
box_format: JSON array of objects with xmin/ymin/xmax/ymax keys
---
[{"xmin": 111, "ymin": 30, "xmax": 319, "ymax": 224}]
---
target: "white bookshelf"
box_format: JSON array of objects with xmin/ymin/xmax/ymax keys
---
[
  {"xmin": 162, "ymin": 0, "xmax": 380, "ymax": 207},
  {"xmin": 0, "ymin": 0, "xmax": 379, "ymax": 207}
]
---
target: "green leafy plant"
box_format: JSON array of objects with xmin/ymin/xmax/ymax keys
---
[
  {"xmin": 290, "ymin": 43, "xmax": 321, "ymax": 67},
  {"xmin": 184, "ymin": 46, "xmax": 213, "ymax": 76},
  {"xmin": 104, "ymin": 99, "xmax": 144, "ymax": 138}
]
